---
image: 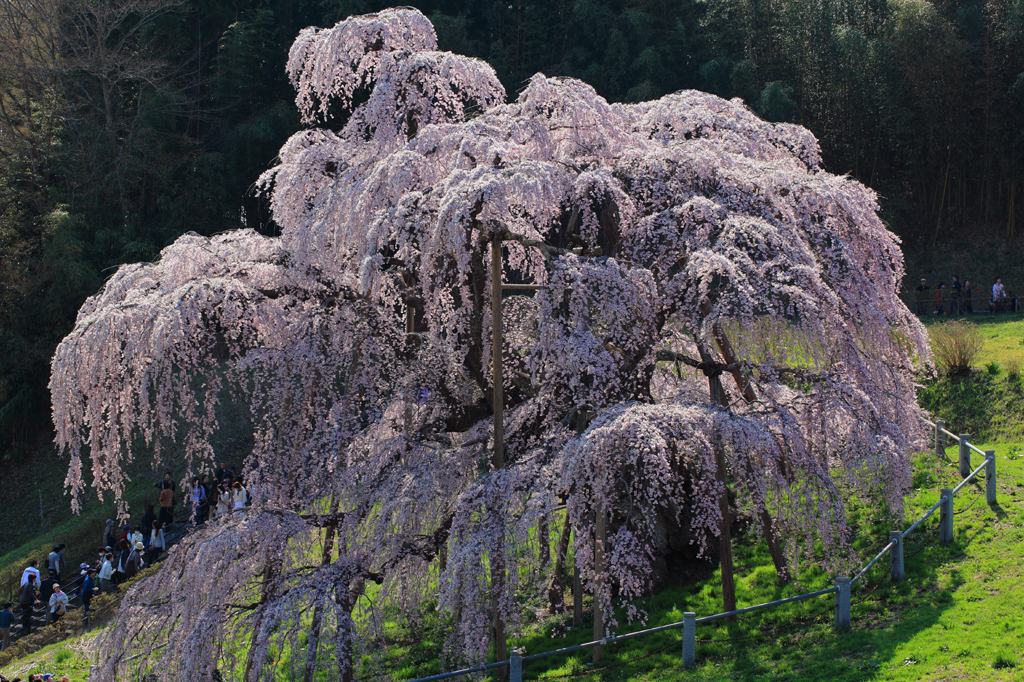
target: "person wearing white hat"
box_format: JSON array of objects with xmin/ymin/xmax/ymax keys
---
[{"xmin": 48, "ymin": 584, "xmax": 69, "ymax": 624}]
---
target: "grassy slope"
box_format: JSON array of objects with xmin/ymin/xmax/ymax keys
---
[
  {"xmin": 5, "ymin": 310, "xmax": 1024, "ymax": 681},
  {"xmin": 376, "ymin": 441, "xmax": 1024, "ymax": 682}
]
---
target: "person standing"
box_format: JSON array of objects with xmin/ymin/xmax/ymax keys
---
[
  {"xmin": 914, "ymin": 278, "xmax": 930, "ymax": 315},
  {"xmin": 189, "ymin": 478, "xmax": 207, "ymax": 523},
  {"xmin": 81, "ymin": 569, "xmax": 98, "ymax": 625},
  {"xmin": 159, "ymin": 485, "xmax": 175, "ymax": 524},
  {"xmin": 124, "ymin": 542, "xmax": 144, "ymax": 580},
  {"xmin": 48, "ymin": 585, "xmax": 69, "ymax": 625},
  {"xmin": 962, "ymin": 280, "xmax": 974, "ymax": 313},
  {"xmin": 216, "ymin": 483, "xmax": 231, "ymax": 518},
  {"xmin": 99, "ymin": 553, "xmax": 115, "ymax": 594},
  {"xmin": 232, "ymin": 481, "xmax": 248, "ymax": 513},
  {"xmin": 38, "ymin": 573, "xmax": 57, "ymax": 623},
  {"xmin": 103, "ymin": 519, "xmax": 117, "ymax": 549},
  {"xmin": 129, "ymin": 526, "xmax": 144, "ymax": 549},
  {"xmin": 18, "ymin": 573, "xmax": 40, "ymax": 635},
  {"xmin": 56, "ymin": 545, "xmax": 66, "ymax": 582},
  {"xmin": 20, "ymin": 560, "xmax": 40, "ymax": 588},
  {"xmin": 0, "ymin": 602, "xmax": 14, "ymax": 651},
  {"xmin": 147, "ymin": 521, "xmax": 165, "ymax": 564},
  {"xmin": 140, "ymin": 506, "xmax": 156, "ymax": 545},
  {"xmin": 46, "ymin": 547, "xmax": 60, "ymax": 579}
]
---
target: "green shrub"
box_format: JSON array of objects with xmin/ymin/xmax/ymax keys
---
[
  {"xmin": 929, "ymin": 321, "xmax": 983, "ymax": 376},
  {"xmin": 986, "ymin": 361, "xmax": 1001, "ymax": 375}
]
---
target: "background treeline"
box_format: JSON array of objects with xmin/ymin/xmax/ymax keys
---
[{"xmin": 1, "ymin": 0, "xmax": 1023, "ymax": 460}]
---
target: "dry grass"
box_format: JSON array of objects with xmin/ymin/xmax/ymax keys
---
[{"xmin": 929, "ymin": 321, "xmax": 984, "ymax": 375}]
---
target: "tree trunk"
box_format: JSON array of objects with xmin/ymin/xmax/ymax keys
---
[
  {"xmin": 303, "ymin": 496, "xmax": 340, "ymax": 682},
  {"xmin": 546, "ymin": 517, "xmax": 572, "ymax": 613}
]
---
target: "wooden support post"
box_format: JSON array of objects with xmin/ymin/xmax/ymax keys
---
[
  {"xmin": 490, "ymin": 237, "xmax": 507, "ymax": 677},
  {"xmin": 959, "ymin": 434, "xmax": 971, "ymax": 478},
  {"xmin": 939, "ymin": 488, "xmax": 954, "ymax": 543},
  {"xmin": 593, "ymin": 503, "xmax": 605, "ymax": 664},
  {"xmin": 834, "ymin": 577, "xmax": 851, "ymax": 631},
  {"xmin": 695, "ymin": 338, "xmax": 736, "ymax": 617},
  {"xmin": 935, "ymin": 419, "xmax": 945, "ymax": 457},
  {"xmin": 986, "ymin": 450, "xmax": 997, "ymax": 505},
  {"xmin": 889, "ymin": 531, "xmax": 904, "ymax": 583},
  {"xmin": 682, "ymin": 612, "xmax": 696, "ymax": 668},
  {"xmin": 509, "ymin": 651, "xmax": 522, "ymax": 682}
]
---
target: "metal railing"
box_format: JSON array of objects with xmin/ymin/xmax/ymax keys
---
[
  {"xmin": 406, "ymin": 416, "xmax": 998, "ymax": 682},
  {"xmin": 900, "ymin": 292, "xmax": 1020, "ymax": 316}
]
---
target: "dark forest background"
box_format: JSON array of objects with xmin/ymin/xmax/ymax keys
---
[{"xmin": 1, "ymin": 0, "xmax": 1023, "ymax": 460}]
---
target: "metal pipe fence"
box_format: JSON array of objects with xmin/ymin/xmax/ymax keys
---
[
  {"xmin": 405, "ymin": 416, "xmax": 999, "ymax": 682},
  {"xmin": 900, "ymin": 293, "xmax": 1020, "ymax": 316}
]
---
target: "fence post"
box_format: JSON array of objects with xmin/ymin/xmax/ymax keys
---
[
  {"xmin": 986, "ymin": 450, "xmax": 997, "ymax": 504},
  {"xmin": 510, "ymin": 651, "xmax": 522, "ymax": 682},
  {"xmin": 959, "ymin": 434, "xmax": 971, "ymax": 478},
  {"xmin": 934, "ymin": 419, "xmax": 945, "ymax": 457},
  {"xmin": 834, "ymin": 577, "xmax": 851, "ymax": 631},
  {"xmin": 682, "ymin": 611, "xmax": 696, "ymax": 669},
  {"xmin": 939, "ymin": 488, "xmax": 954, "ymax": 543},
  {"xmin": 889, "ymin": 531, "xmax": 904, "ymax": 582}
]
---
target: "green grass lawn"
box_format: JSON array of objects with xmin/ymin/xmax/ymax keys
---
[{"xmin": 370, "ymin": 441, "xmax": 1024, "ymax": 682}]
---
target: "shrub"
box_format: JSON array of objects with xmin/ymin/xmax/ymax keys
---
[
  {"xmin": 929, "ymin": 321, "xmax": 983, "ymax": 376},
  {"xmin": 986, "ymin": 361, "xmax": 1001, "ymax": 375},
  {"xmin": 1006, "ymin": 356, "xmax": 1021, "ymax": 379}
]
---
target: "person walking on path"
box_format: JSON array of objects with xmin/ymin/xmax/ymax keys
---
[
  {"xmin": 103, "ymin": 519, "xmax": 117, "ymax": 548},
  {"xmin": 48, "ymin": 585, "xmax": 69, "ymax": 626},
  {"xmin": 18, "ymin": 574, "xmax": 40, "ymax": 636},
  {"xmin": 158, "ymin": 485, "xmax": 175, "ymax": 524},
  {"xmin": 20, "ymin": 560, "xmax": 40, "ymax": 588},
  {"xmin": 56, "ymin": 545, "xmax": 66, "ymax": 582},
  {"xmin": 0, "ymin": 602, "xmax": 14, "ymax": 651},
  {"xmin": 38, "ymin": 573, "xmax": 56, "ymax": 622},
  {"xmin": 124, "ymin": 542, "xmax": 144, "ymax": 580},
  {"xmin": 99, "ymin": 553, "xmax": 115, "ymax": 594},
  {"xmin": 232, "ymin": 481, "xmax": 248, "ymax": 514},
  {"xmin": 215, "ymin": 483, "xmax": 231, "ymax": 518},
  {"xmin": 81, "ymin": 568, "xmax": 98, "ymax": 625},
  {"xmin": 147, "ymin": 521, "xmax": 165, "ymax": 564},
  {"xmin": 46, "ymin": 547, "xmax": 60, "ymax": 580}
]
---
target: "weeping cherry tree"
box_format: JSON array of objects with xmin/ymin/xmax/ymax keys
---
[{"xmin": 50, "ymin": 7, "xmax": 930, "ymax": 681}]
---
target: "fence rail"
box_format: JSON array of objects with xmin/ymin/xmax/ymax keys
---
[
  {"xmin": 899, "ymin": 292, "xmax": 1019, "ymax": 316},
  {"xmin": 406, "ymin": 416, "xmax": 999, "ymax": 682}
]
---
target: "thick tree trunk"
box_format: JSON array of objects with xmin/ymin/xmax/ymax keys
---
[
  {"xmin": 546, "ymin": 517, "xmax": 572, "ymax": 613},
  {"xmin": 303, "ymin": 497, "xmax": 340, "ymax": 682}
]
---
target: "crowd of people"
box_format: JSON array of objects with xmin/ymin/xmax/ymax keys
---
[
  {"xmin": 912, "ymin": 276, "xmax": 1017, "ymax": 316},
  {"xmin": 5, "ymin": 463, "xmax": 248, "ymax": 647},
  {"xmin": 152, "ymin": 462, "xmax": 249, "ymax": 525}
]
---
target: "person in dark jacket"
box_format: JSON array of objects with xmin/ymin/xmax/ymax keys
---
[
  {"xmin": 139, "ymin": 505, "xmax": 156, "ymax": 547},
  {"xmin": 18, "ymin": 574, "xmax": 40, "ymax": 635},
  {"xmin": 81, "ymin": 569, "xmax": 99, "ymax": 623},
  {"xmin": 0, "ymin": 602, "xmax": 14, "ymax": 651},
  {"xmin": 103, "ymin": 519, "xmax": 117, "ymax": 549},
  {"xmin": 38, "ymin": 572, "xmax": 57, "ymax": 621}
]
